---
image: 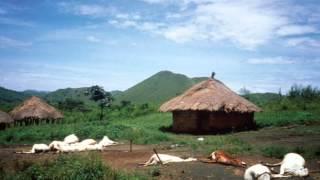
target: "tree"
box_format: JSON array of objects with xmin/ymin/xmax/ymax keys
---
[
  {"xmin": 288, "ymin": 84, "xmax": 320, "ymax": 101},
  {"xmin": 58, "ymin": 98, "xmax": 86, "ymax": 112},
  {"xmin": 239, "ymin": 87, "xmax": 251, "ymax": 96},
  {"xmin": 86, "ymin": 85, "xmax": 113, "ymax": 120},
  {"xmin": 120, "ymin": 100, "xmax": 131, "ymax": 108}
]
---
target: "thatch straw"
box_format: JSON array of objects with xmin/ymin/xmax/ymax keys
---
[
  {"xmin": 0, "ymin": 110, "xmax": 13, "ymax": 124},
  {"xmin": 160, "ymin": 78, "xmax": 261, "ymax": 113},
  {"xmin": 10, "ymin": 96, "xmax": 63, "ymax": 120}
]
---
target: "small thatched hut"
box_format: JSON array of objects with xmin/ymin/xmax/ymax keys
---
[
  {"xmin": 0, "ymin": 110, "xmax": 13, "ymax": 130},
  {"xmin": 160, "ymin": 76, "xmax": 261, "ymax": 134},
  {"xmin": 10, "ymin": 96, "xmax": 63, "ymax": 126}
]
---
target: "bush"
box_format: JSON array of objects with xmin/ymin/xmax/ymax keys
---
[{"xmin": 2, "ymin": 153, "xmax": 146, "ymax": 180}]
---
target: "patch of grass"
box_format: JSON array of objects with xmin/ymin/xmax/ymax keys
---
[
  {"xmin": 261, "ymin": 146, "xmax": 290, "ymax": 159},
  {"xmin": 293, "ymin": 125, "xmax": 320, "ymax": 135},
  {"xmin": 149, "ymin": 166, "xmax": 161, "ymax": 177},
  {"xmin": 0, "ymin": 113, "xmax": 172, "ymax": 145},
  {"xmin": 261, "ymin": 145, "xmax": 320, "ymax": 159},
  {"xmin": 1, "ymin": 110, "xmax": 320, "ymax": 162},
  {"xmin": 1, "ymin": 153, "xmax": 147, "ymax": 180},
  {"xmin": 255, "ymin": 111, "xmax": 318, "ymax": 127},
  {"xmin": 171, "ymin": 135, "xmax": 252, "ymax": 155}
]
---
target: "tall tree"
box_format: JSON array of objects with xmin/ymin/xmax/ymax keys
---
[
  {"xmin": 239, "ymin": 87, "xmax": 251, "ymax": 96},
  {"xmin": 86, "ymin": 86, "xmax": 113, "ymax": 120}
]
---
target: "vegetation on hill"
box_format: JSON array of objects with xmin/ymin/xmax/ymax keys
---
[
  {"xmin": 44, "ymin": 87, "xmax": 95, "ymax": 106},
  {"xmin": 22, "ymin": 90, "xmax": 49, "ymax": 98},
  {"xmin": 110, "ymin": 90, "xmax": 122, "ymax": 96},
  {"xmin": 0, "ymin": 87, "xmax": 28, "ymax": 111},
  {"xmin": 114, "ymin": 71, "xmax": 207, "ymax": 105}
]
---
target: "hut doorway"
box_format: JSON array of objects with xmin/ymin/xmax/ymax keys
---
[
  {"xmin": 197, "ymin": 111, "xmax": 209, "ymax": 132},
  {"xmin": 0, "ymin": 123, "xmax": 6, "ymax": 130}
]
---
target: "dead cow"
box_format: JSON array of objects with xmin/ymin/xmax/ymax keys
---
[
  {"xmin": 79, "ymin": 139, "xmax": 97, "ymax": 146},
  {"xmin": 99, "ymin": 136, "xmax": 118, "ymax": 147},
  {"xmin": 201, "ymin": 150, "xmax": 246, "ymax": 167},
  {"xmin": 63, "ymin": 134, "xmax": 79, "ymax": 144},
  {"xmin": 16, "ymin": 144, "xmax": 50, "ymax": 154},
  {"xmin": 263, "ymin": 153, "xmax": 308, "ymax": 178},
  {"xmin": 244, "ymin": 164, "xmax": 271, "ymax": 180},
  {"xmin": 141, "ymin": 154, "xmax": 197, "ymax": 166}
]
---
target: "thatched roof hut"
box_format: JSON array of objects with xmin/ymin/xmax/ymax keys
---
[
  {"xmin": 0, "ymin": 110, "xmax": 13, "ymax": 130},
  {"xmin": 160, "ymin": 78, "xmax": 261, "ymax": 113},
  {"xmin": 160, "ymin": 77, "xmax": 261, "ymax": 133},
  {"xmin": 10, "ymin": 96, "xmax": 63, "ymax": 121}
]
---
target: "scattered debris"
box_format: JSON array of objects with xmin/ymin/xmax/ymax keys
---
[{"xmin": 197, "ymin": 137, "xmax": 204, "ymax": 141}]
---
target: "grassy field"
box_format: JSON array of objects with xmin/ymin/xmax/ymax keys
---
[
  {"xmin": 1, "ymin": 109, "xmax": 319, "ymax": 155},
  {"xmin": 1, "ymin": 84, "xmax": 320, "ymax": 179},
  {"xmin": 1, "ymin": 110, "xmax": 320, "ymax": 179}
]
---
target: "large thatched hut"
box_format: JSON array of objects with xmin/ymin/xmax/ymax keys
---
[
  {"xmin": 160, "ymin": 76, "xmax": 261, "ymax": 134},
  {"xmin": 10, "ymin": 96, "xmax": 63, "ymax": 125},
  {"xmin": 0, "ymin": 110, "xmax": 13, "ymax": 130}
]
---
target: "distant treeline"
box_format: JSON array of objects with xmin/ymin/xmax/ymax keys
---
[
  {"xmin": 243, "ymin": 84, "xmax": 320, "ymax": 111},
  {"xmin": 288, "ymin": 84, "xmax": 320, "ymax": 101}
]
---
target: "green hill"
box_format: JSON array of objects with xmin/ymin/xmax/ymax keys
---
[
  {"xmin": 110, "ymin": 90, "xmax": 123, "ymax": 96},
  {"xmin": 0, "ymin": 87, "xmax": 28, "ymax": 111},
  {"xmin": 22, "ymin": 90, "xmax": 49, "ymax": 98},
  {"xmin": 114, "ymin": 71, "xmax": 207, "ymax": 105},
  {"xmin": 44, "ymin": 87, "xmax": 95, "ymax": 106}
]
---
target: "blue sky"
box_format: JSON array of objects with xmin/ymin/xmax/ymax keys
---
[{"xmin": 0, "ymin": 0, "xmax": 320, "ymax": 93}]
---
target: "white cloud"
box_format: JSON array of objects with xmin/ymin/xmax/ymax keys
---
[
  {"xmin": 121, "ymin": 20, "xmax": 138, "ymax": 28},
  {"xmin": 76, "ymin": 5, "xmax": 106, "ymax": 16},
  {"xmin": 109, "ymin": 19, "xmax": 138, "ymax": 28},
  {"xmin": 199, "ymin": 1, "xmax": 287, "ymax": 48},
  {"xmin": 247, "ymin": 57, "xmax": 295, "ymax": 65},
  {"xmin": 59, "ymin": 2, "xmax": 116, "ymax": 17},
  {"xmin": 108, "ymin": 20, "xmax": 119, "ymax": 25},
  {"xmin": 166, "ymin": 13, "xmax": 183, "ymax": 19},
  {"xmin": 276, "ymin": 25, "xmax": 317, "ymax": 36},
  {"xmin": 132, "ymin": 14, "xmax": 141, "ymax": 20},
  {"xmin": 137, "ymin": 0, "xmax": 319, "ymax": 49},
  {"xmin": 63, "ymin": 0, "xmax": 319, "ymax": 50},
  {"xmin": 0, "ymin": 36, "xmax": 32, "ymax": 48},
  {"xmin": 86, "ymin": 35, "xmax": 101, "ymax": 43},
  {"xmin": 163, "ymin": 25, "xmax": 198, "ymax": 43},
  {"xmin": 135, "ymin": 0, "xmax": 301, "ymax": 49},
  {"xmin": 138, "ymin": 22, "xmax": 165, "ymax": 32},
  {"xmin": 115, "ymin": 13, "xmax": 129, "ymax": 19},
  {"xmin": 286, "ymin": 37, "xmax": 320, "ymax": 48},
  {"xmin": 139, "ymin": 0, "xmax": 172, "ymax": 4},
  {"xmin": 108, "ymin": 18, "xmax": 166, "ymax": 34}
]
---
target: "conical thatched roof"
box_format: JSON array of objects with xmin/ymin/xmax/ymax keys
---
[
  {"xmin": 0, "ymin": 110, "xmax": 13, "ymax": 124},
  {"xmin": 160, "ymin": 78, "xmax": 261, "ymax": 113},
  {"xmin": 10, "ymin": 96, "xmax": 63, "ymax": 120}
]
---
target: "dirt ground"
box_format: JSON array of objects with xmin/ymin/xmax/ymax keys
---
[
  {"xmin": 0, "ymin": 143, "xmax": 319, "ymax": 179},
  {"xmin": 1, "ymin": 126, "xmax": 320, "ymax": 179}
]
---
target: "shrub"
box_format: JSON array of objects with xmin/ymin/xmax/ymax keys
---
[
  {"xmin": 149, "ymin": 166, "xmax": 161, "ymax": 177},
  {"xmin": 261, "ymin": 146, "xmax": 289, "ymax": 159}
]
